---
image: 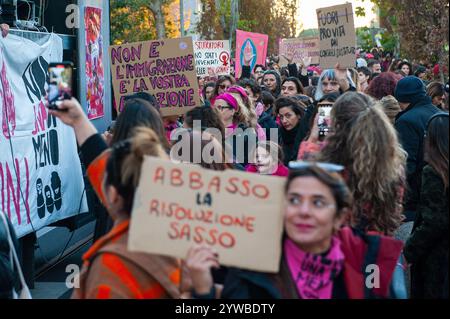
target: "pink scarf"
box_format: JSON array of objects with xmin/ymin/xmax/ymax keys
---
[
  {"xmin": 225, "ymin": 123, "xmax": 238, "ymax": 138},
  {"xmin": 284, "ymin": 237, "xmax": 345, "ymax": 299},
  {"xmin": 255, "ymin": 102, "xmax": 264, "ymax": 117}
]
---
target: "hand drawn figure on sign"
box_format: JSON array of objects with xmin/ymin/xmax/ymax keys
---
[
  {"xmin": 240, "ymin": 39, "xmax": 257, "ymax": 72},
  {"xmin": 51, "ymin": 172, "xmax": 62, "ymax": 210},
  {"xmin": 219, "ymin": 51, "xmax": 230, "ymax": 67},
  {"xmin": 45, "ymin": 185, "xmax": 55, "ymax": 214},
  {"xmin": 36, "ymin": 178, "xmax": 46, "ymax": 219},
  {"xmin": 22, "ymin": 56, "xmax": 49, "ymax": 104}
]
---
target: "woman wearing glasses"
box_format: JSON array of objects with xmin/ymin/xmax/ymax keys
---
[
  {"xmin": 185, "ymin": 164, "xmax": 406, "ymax": 299},
  {"xmin": 253, "ymin": 64, "xmax": 266, "ymax": 85},
  {"xmin": 212, "ymin": 91, "xmax": 257, "ymax": 167},
  {"xmin": 212, "ymin": 75, "xmax": 235, "ymax": 100},
  {"xmin": 227, "ymin": 86, "xmax": 266, "ymax": 141},
  {"xmin": 314, "ymin": 66, "xmax": 356, "ymax": 102}
]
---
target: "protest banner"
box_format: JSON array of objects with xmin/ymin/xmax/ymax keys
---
[
  {"xmin": 85, "ymin": 6, "xmax": 105, "ymax": 120},
  {"xmin": 129, "ymin": 157, "xmax": 285, "ymax": 273},
  {"xmin": 0, "ymin": 34, "xmax": 88, "ymax": 238},
  {"xmin": 235, "ymin": 30, "xmax": 269, "ymax": 78},
  {"xmin": 109, "ymin": 37, "xmax": 201, "ymax": 117},
  {"xmin": 279, "ymin": 37, "xmax": 320, "ymax": 66},
  {"xmin": 194, "ymin": 40, "xmax": 231, "ymax": 77},
  {"xmin": 316, "ymin": 3, "xmax": 356, "ymax": 69}
]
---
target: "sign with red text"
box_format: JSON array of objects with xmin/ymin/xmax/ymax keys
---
[
  {"xmin": 0, "ymin": 34, "xmax": 88, "ymax": 238},
  {"xmin": 235, "ymin": 30, "xmax": 268, "ymax": 79},
  {"xmin": 317, "ymin": 3, "xmax": 356, "ymax": 69},
  {"xmin": 109, "ymin": 37, "xmax": 201, "ymax": 116},
  {"xmin": 129, "ymin": 157, "xmax": 285, "ymax": 273},
  {"xmin": 194, "ymin": 40, "xmax": 230, "ymax": 77},
  {"xmin": 279, "ymin": 37, "xmax": 320, "ymax": 66}
]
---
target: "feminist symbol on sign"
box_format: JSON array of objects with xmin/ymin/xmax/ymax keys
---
[{"xmin": 219, "ymin": 51, "xmax": 230, "ymax": 66}]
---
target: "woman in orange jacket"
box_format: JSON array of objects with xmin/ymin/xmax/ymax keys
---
[{"xmin": 49, "ymin": 98, "xmax": 189, "ymax": 299}]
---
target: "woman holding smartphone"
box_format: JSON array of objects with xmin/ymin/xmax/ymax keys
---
[
  {"xmin": 297, "ymin": 93, "xmax": 340, "ymax": 161},
  {"xmin": 318, "ymin": 92, "xmax": 407, "ymax": 236}
]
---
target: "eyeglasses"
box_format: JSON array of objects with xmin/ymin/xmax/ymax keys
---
[
  {"xmin": 216, "ymin": 105, "xmax": 234, "ymax": 111},
  {"xmin": 288, "ymin": 161, "xmax": 344, "ymax": 173}
]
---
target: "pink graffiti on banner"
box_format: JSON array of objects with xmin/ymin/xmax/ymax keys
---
[
  {"xmin": 85, "ymin": 6, "xmax": 105, "ymax": 120},
  {"xmin": 235, "ymin": 30, "xmax": 268, "ymax": 79},
  {"xmin": 0, "ymin": 50, "xmax": 15, "ymax": 139}
]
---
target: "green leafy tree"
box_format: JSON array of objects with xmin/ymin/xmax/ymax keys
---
[
  {"xmin": 110, "ymin": 0, "xmax": 177, "ymax": 44},
  {"xmin": 357, "ymin": 0, "xmax": 449, "ymax": 80},
  {"xmin": 196, "ymin": 0, "xmax": 298, "ymax": 53}
]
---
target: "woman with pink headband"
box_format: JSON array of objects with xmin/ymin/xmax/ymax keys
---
[
  {"xmin": 212, "ymin": 89, "xmax": 258, "ymax": 167},
  {"xmin": 226, "ymin": 86, "xmax": 266, "ymax": 141}
]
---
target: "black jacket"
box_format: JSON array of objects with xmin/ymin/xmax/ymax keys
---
[
  {"xmin": 287, "ymin": 63, "xmax": 309, "ymax": 88},
  {"xmin": 404, "ymin": 165, "xmax": 449, "ymax": 298},
  {"xmin": 257, "ymin": 110, "xmax": 278, "ymax": 142},
  {"xmin": 240, "ymin": 65, "xmax": 251, "ymax": 80},
  {"xmin": 394, "ymin": 96, "xmax": 440, "ymax": 212},
  {"xmin": 279, "ymin": 102, "xmax": 316, "ymax": 165}
]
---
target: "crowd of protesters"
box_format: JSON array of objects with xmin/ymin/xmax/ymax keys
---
[{"xmin": 1, "ymin": 23, "xmax": 448, "ymax": 299}]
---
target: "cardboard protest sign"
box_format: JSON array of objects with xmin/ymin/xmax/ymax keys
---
[
  {"xmin": 235, "ymin": 30, "xmax": 269, "ymax": 78},
  {"xmin": 109, "ymin": 37, "xmax": 201, "ymax": 117},
  {"xmin": 194, "ymin": 40, "xmax": 231, "ymax": 77},
  {"xmin": 129, "ymin": 157, "xmax": 285, "ymax": 273},
  {"xmin": 279, "ymin": 37, "xmax": 320, "ymax": 66},
  {"xmin": 316, "ymin": 3, "xmax": 356, "ymax": 69}
]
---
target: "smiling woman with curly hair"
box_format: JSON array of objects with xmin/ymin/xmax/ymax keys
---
[{"xmin": 318, "ymin": 92, "xmax": 407, "ymax": 236}]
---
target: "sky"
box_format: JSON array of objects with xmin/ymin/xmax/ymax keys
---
[{"xmin": 297, "ymin": 0, "xmax": 378, "ymax": 31}]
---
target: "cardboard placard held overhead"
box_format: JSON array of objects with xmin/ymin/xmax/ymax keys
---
[
  {"xmin": 128, "ymin": 157, "xmax": 285, "ymax": 273},
  {"xmin": 194, "ymin": 40, "xmax": 231, "ymax": 77},
  {"xmin": 109, "ymin": 37, "xmax": 201, "ymax": 117},
  {"xmin": 279, "ymin": 37, "xmax": 320, "ymax": 66},
  {"xmin": 317, "ymin": 3, "xmax": 356, "ymax": 69}
]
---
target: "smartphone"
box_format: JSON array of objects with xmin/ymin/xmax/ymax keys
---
[
  {"xmin": 46, "ymin": 62, "xmax": 74, "ymax": 109},
  {"xmin": 317, "ymin": 105, "xmax": 333, "ymax": 140}
]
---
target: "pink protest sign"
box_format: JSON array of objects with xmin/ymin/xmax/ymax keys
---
[{"xmin": 235, "ymin": 30, "xmax": 269, "ymax": 78}]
